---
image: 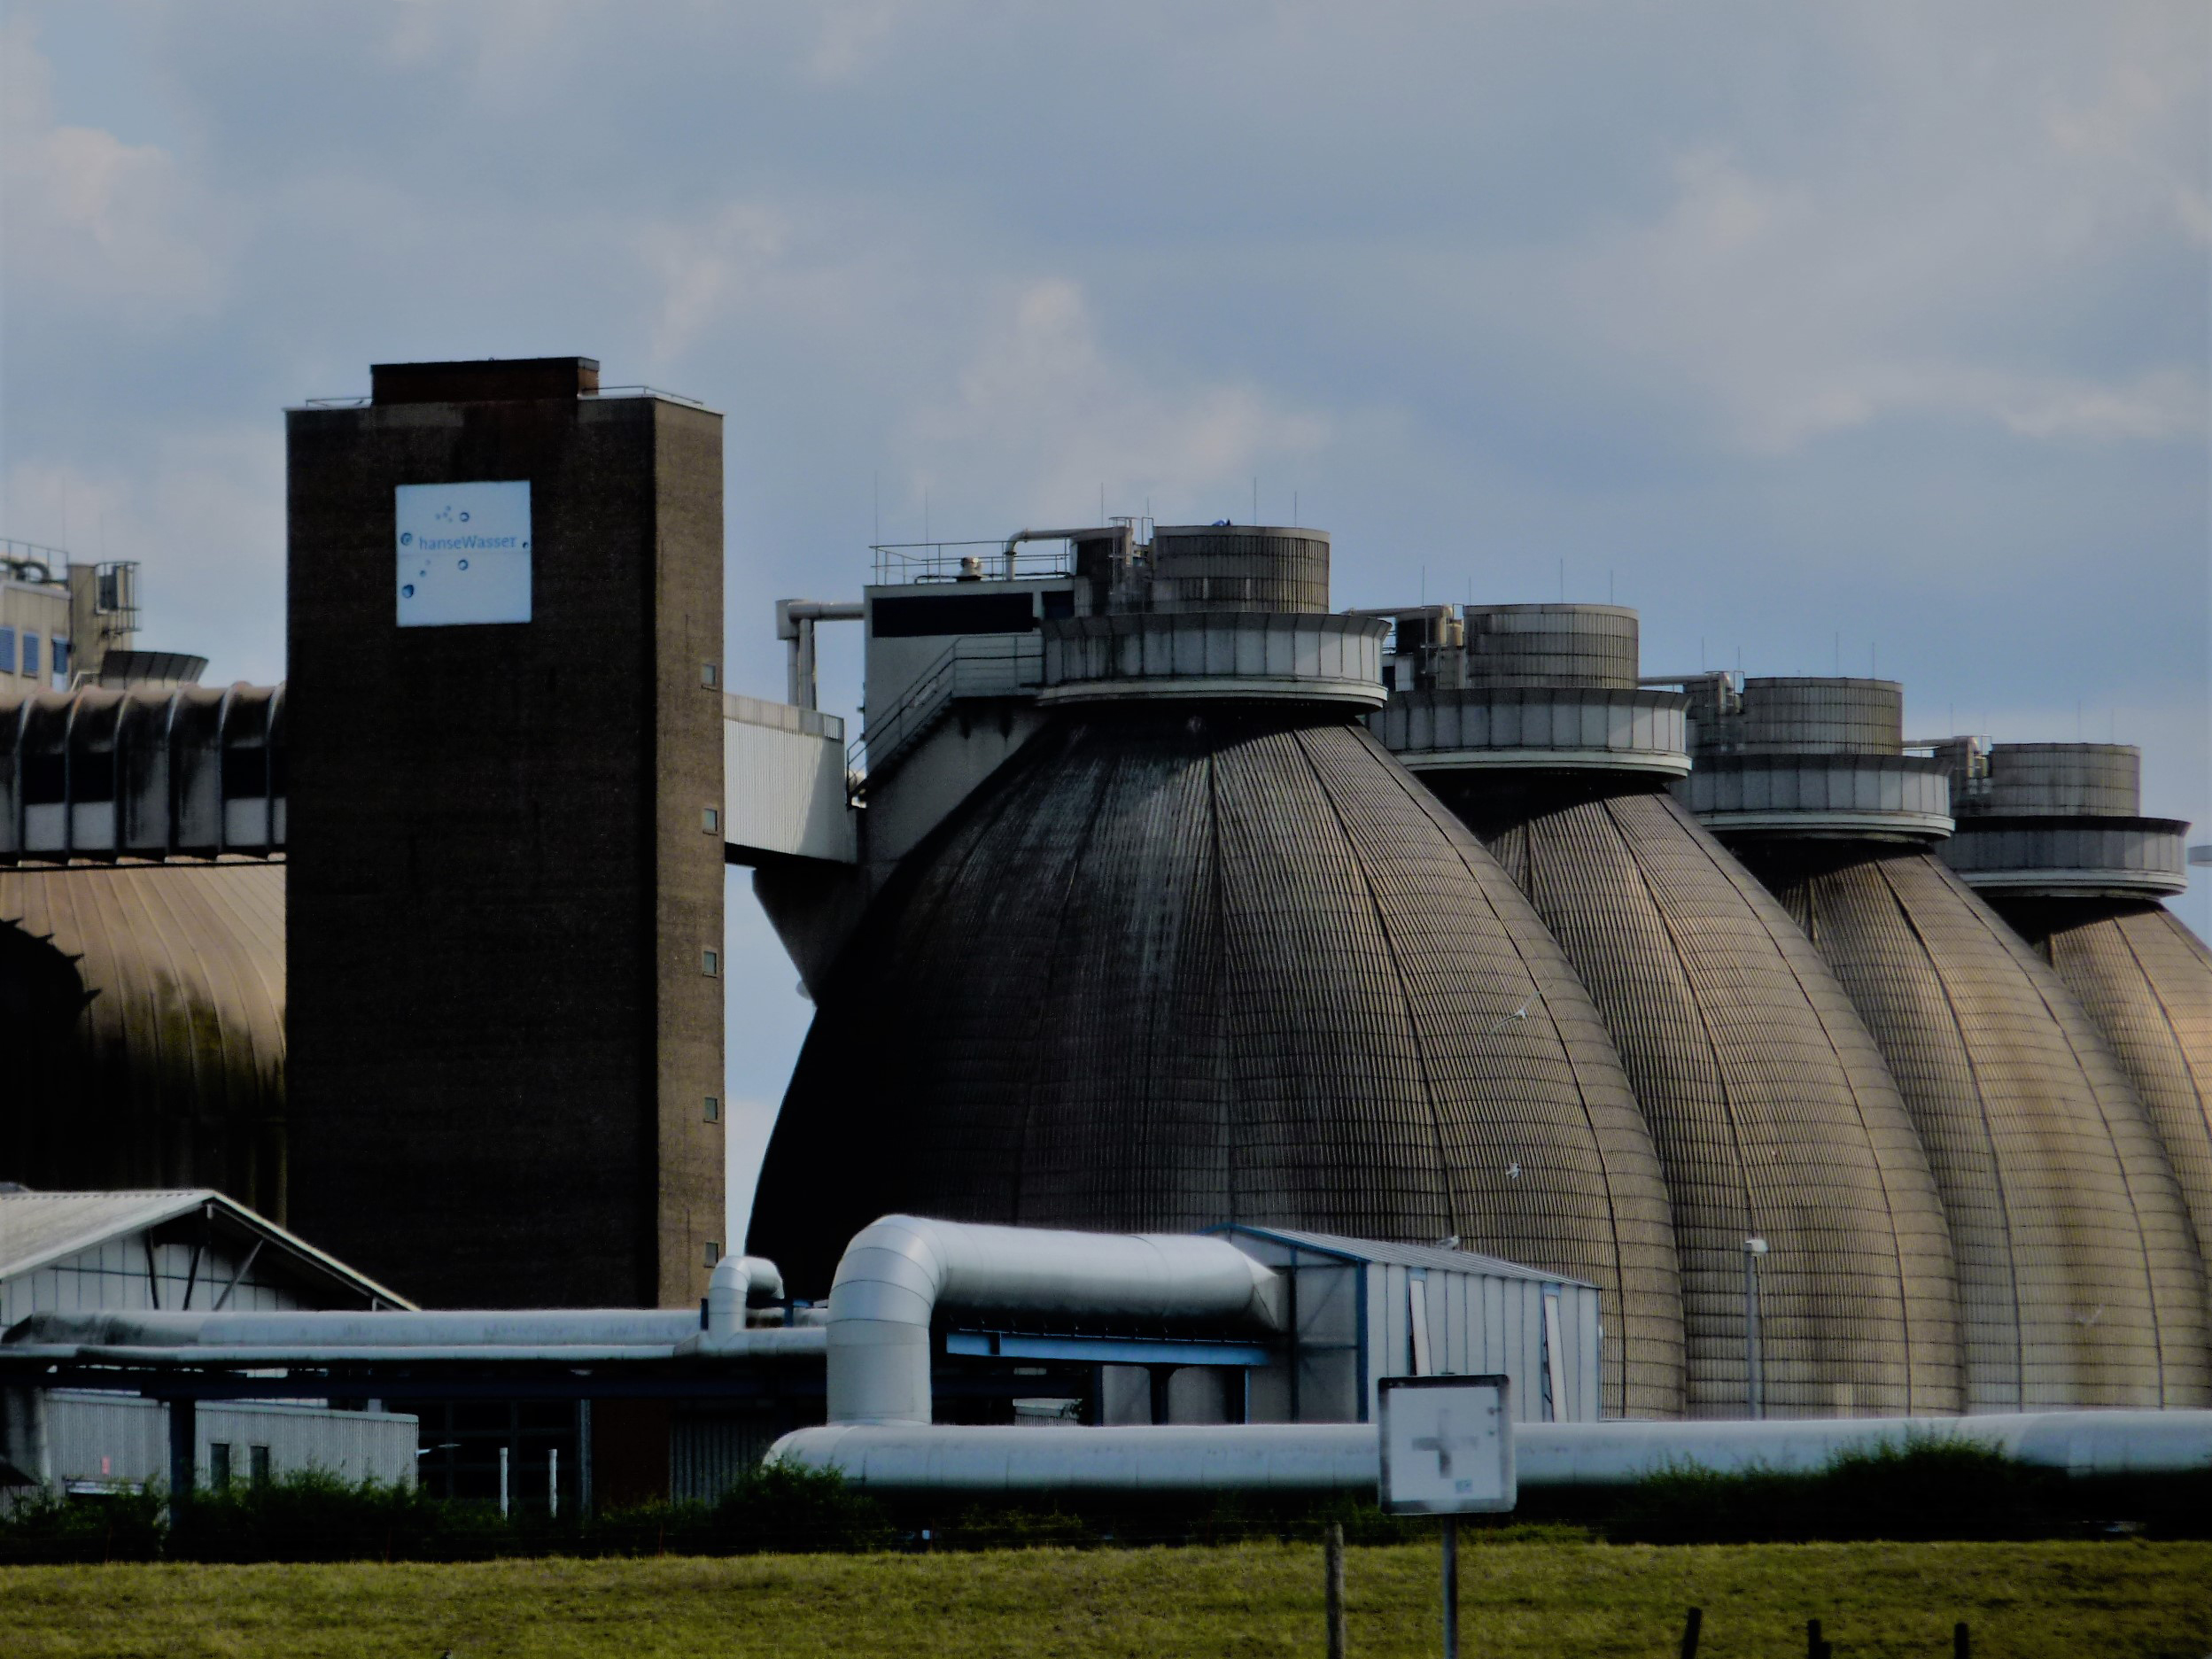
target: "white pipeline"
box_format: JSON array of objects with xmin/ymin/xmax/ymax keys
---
[
  {"xmin": 771, "ymin": 1411, "xmax": 2212, "ymax": 1494},
  {"xmin": 825, "ymin": 1215, "xmax": 1284, "ymax": 1426}
]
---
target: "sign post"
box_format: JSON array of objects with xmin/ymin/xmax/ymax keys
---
[{"xmin": 1378, "ymin": 1376, "xmax": 1516, "ymax": 1659}]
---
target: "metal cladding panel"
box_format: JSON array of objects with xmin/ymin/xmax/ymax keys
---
[
  {"xmin": 1042, "ymin": 613, "xmax": 1385, "ymax": 703},
  {"xmin": 1147, "ymin": 526, "xmax": 1331, "ymax": 615},
  {"xmin": 1942, "ymin": 818, "xmax": 2188, "ymax": 895},
  {"xmin": 1994, "ymin": 899, "xmax": 2212, "ymax": 1339},
  {"xmin": 1742, "ymin": 845, "xmax": 2209, "ymax": 1409},
  {"xmin": 1970, "ymin": 745, "xmax": 2143, "ymax": 818},
  {"xmin": 1677, "ymin": 755, "xmax": 1951, "ymax": 837},
  {"xmin": 1437, "ymin": 777, "xmax": 1963, "ymax": 1418},
  {"xmin": 1706, "ymin": 678, "xmax": 1905, "ymax": 756},
  {"xmin": 750, "ymin": 707, "xmax": 1685, "ymax": 1419},
  {"xmin": 1459, "ymin": 606, "xmax": 1640, "ymax": 690},
  {"xmin": 0, "ymin": 864, "xmax": 286, "ymax": 1218},
  {"xmin": 1374, "ymin": 689, "xmax": 1688, "ymax": 770}
]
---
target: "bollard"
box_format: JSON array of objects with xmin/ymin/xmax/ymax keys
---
[
  {"xmin": 1678, "ymin": 1606, "xmax": 1703, "ymax": 1659},
  {"xmin": 499, "ymin": 1446, "xmax": 510, "ymax": 1518},
  {"xmin": 1441, "ymin": 1517, "xmax": 1460, "ymax": 1659},
  {"xmin": 1805, "ymin": 1616, "xmax": 1830, "ymax": 1659},
  {"xmin": 1323, "ymin": 1522, "xmax": 1346, "ymax": 1659},
  {"xmin": 1954, "ymin": 1622, "xmax": 1970, "ymax": 1659}
]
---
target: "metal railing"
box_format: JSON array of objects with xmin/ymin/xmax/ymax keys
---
[
  {"xmin": 871, "ymin": 539, "xmax": 1075, "ymax": 586},
  {"xmin": 296, "ymin": 385, "xmax": 711, "ymax": 411},
  {"xmin": 849, "ymin": 633, "xmax": 1044, "ymax": 789},
  {"xmin": 2, "ymin": 539, "xmax": 69, "ymax": 585}
]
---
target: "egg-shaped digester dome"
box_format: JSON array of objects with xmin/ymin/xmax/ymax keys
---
[
  {"xmin": 1996, "ymin": 900, "xmax": 2212, "ymax": 1295},
  {"xmin": 1687, "ymin": 678, "xmax": 2208, "ymax": 1409},
  {"xmin": 0, "ymin": 864, "xmax": 286, "ymax": 1219},
  {"xmin": 1739, "ymin": 843, "xmax": 2209, "ymax": 1408},
  {"xmin": 1440, "ymin": 776, "xmax": 1964, "ymax": 1417},
  {"xmin": 750, "ymin": 704, "xmax": 1686, "ymax": 1418},
  {"xmin": 1378, "ymin": 610, "xmax": 1960, "ymax": 1419}
]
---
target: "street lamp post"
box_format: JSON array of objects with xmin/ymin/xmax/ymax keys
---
[{"xmin": 1743, "ymin": 1236, "xmax": 1768, "ymax": 1419}]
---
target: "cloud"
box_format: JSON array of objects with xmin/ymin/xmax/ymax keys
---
[
  {"xmin": 907, "ymin": 277, "xmax": 1329, "ymax": 521},
  {"xmin": 0, "ymin": 15, "xmax": 232, "ymax": 322},
  {"xmin": 4, "ymin": 424, "xmax": 285, "ymax": 684},
  {"xmin": 640, "ymin": 202, "xmax": 794, "ymax": 363}
]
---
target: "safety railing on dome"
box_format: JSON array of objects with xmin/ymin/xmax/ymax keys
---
[{"xmin": 848, "ymin": 633, "xmax": 1044, "ymax": 795}]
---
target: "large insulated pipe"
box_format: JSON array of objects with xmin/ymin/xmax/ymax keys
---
[
  {"xmin": 772, "ymin": 1411, "xmax": 2212, "ymax": 1494},
  {"xmin": 4, "ymin": 1306, "xmax": 784, "ymax": 1351},
  {"xmin": 826, "ymin": 1215, "xmax": 1285, "ymax": 1426},
  {"xmin": 707, "ymin": 1254, "xmax": 788, "ymax": 1337},
  {"xmin": 774, "ymin": 599, "xmax": 865, "ymax": 709}
]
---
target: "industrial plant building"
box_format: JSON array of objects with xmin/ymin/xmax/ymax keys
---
[{"xmin": 4, "ymin": 356, "xmax": 2211, "ymax": 1494}]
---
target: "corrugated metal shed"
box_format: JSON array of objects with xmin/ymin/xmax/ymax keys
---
[
  {"xmin": 0, "ymin": 1188, "xmax": 412, "ymax": 1328},
  {"xmin": 1219, "ymin": 1225, "xmax": 1603, "ymax": 1424}
]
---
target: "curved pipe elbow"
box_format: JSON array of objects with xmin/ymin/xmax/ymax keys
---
[
  {"xmin": 824, "ymin": 1215, "xmax": 1285, "ymax": 1426},
  {"xmin": 707, "ymin": 1253, "xmax": 788, "ymax": 1336}
]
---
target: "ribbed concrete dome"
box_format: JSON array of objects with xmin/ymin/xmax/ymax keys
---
[
  {"xmin": 1737, "ymin": 843, "xmax": 2209, "ymax": 1409},
  {"xmin": 1996, "ymin": 897, "xmax": 2212, "ymax": 1337},
  {"xmin": 0, "ymin": 864, "xmax": 286, "ymax": 1220},
  {"xmin": 1432, "ymin": 775, "xmax": 1964, "ymax": 1418},
  {"xmin": 750, "ymin": 705, "xmax": 1687, "ymax": 1418}
]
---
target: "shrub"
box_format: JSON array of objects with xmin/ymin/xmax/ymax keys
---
[
  {"xmin": 0, "ymin": 1483, "xmax": 164, "ymax": 1564},
  {"xmin": 1603, "ymin": 1439, "xmax": 2064, "ymax": 1546}
]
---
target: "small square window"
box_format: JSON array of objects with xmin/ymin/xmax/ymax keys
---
[
  {"xmin": 702, "ymin": 949, "xmax": 720, "ymax": 978},
  {"xmin": 703, "ymin": 1241, "xmax": 722, "ymax": 1268},
  {"xmin": 701, "ymin": 662, "xmax": 719, "ymax": 688},
  {"xmin": 702, "ymin": 806, "xmax": 720, "ymax": 834},
  {"xmin": 702, "ymin": 1096, "xmax": 721, "ymax": 1123},
  {"xmin": 208, "ymin": 1442, "xmax": 233, "ymax": 1492}
]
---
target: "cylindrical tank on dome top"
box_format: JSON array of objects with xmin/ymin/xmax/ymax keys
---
[
  {"xmin": 749, "ymin": 531, "xmax": 1689, "ymax": 1418},
  {"xmin": 1373, "ymin": 606, "xmax": 1963, "ymax": 1418},
  {"xmin": 1679, "ymin": 681, "xmax": 2209, "ymax": 1410},
  {"xmin": 1938, "ymin": 741, "xmax": 2212, "ymax": 1343}
]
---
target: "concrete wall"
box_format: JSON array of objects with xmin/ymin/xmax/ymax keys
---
[{"xmin": 285, "ymin": 374, "xmax": 725, "ymax": 1310}]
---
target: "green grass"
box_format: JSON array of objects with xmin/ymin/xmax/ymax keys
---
[{"xmin": 4, "ymin": 1538, "xmax": 2207, "ymax": 1657}]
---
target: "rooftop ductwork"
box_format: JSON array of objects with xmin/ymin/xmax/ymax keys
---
[
  {"xmin": 1684, "ymin": 679, "xmax": 2210, "ymax": 1410},
  {"xmin": 1374, "ymin": 610, "xmax": 1964, "ymax": 1419}
]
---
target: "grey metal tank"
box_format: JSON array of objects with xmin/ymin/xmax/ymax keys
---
[
  {"xmin": 1373, "ymin": 608, "xmax": 1962, "ymax": 1418},
  {"xmin": 751, "ymin": 536, "xmax": 1688, "ymax": 1419},
  {"xmin": 1936, "ymin": 741, "xmax": 2212, "ymax": 1337},
  {"xmin": 1681, "ymin": 682, "xmax": 2208, "ymax": 1409}
]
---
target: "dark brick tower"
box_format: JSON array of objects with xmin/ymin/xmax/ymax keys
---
[{"xmin": 286, "ymin": 358, "xmax": 726, "ymax": 1308}]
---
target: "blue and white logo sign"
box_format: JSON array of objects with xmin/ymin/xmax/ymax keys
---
[{"xmin": 395, "ymin": 480, "xmax": 532, "ymax": 627}]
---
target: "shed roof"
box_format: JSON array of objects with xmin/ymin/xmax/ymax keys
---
[
  {"xmin": 0, "ymin": 1189, "xmax": 414, "ymax": 1311},
  {"xmin": 1215, "ymin": 1224, "xmax": 1595, "ymax": 1289}
]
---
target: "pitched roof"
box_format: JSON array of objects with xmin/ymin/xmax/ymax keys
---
[
  {"xmin": 1215, "ymin": 1224, "xmax": 1595, "ymax": 1288},
  {"xmin": 0, "ymin": 1189, "xmax": 415, "ymax": 1310}
]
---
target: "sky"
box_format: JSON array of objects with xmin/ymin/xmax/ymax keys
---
[{"xmin": 3, "ymin": 2, "xmax": 2206, "ymax": 1238}]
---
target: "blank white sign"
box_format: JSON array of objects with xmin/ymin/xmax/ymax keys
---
[
  {"xmin": 396, "ymin": 480, "xmax": 532, "ymax": 626},
  {"xmin": 1378, "ymin": 1375, "xmax": 1515, "ymax": 1515}
]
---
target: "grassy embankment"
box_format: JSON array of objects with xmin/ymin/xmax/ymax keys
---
[{"xmin": 4, "ymin": 1537, "xmax": 2208, "ymax": 1658}]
